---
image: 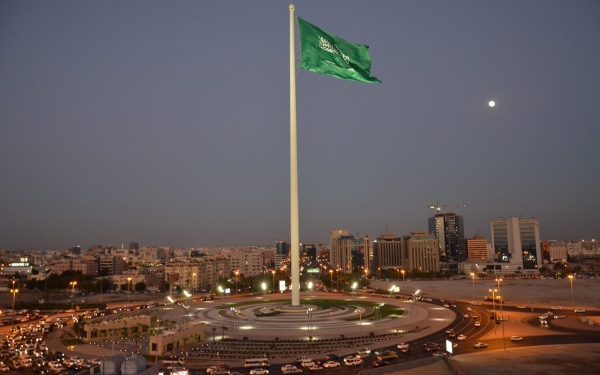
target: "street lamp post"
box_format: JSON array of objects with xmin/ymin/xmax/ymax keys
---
[
  {"xmin": 127, "ymin": 277, "xmax": 132, "ymax": 307},
  {"xmin": 401, "ymin": 269, "xmax": 405, "ymax": 282},
  {"xmin": 235, "ymin": 270, "xmax": 239, "ymax": 296},
  {"xmin": 397, "ymin": 268, "xmax": 401, "ymax": 281},
  {"xmin": 272, "ymin": 270, "xmax": 276, "ymax": 294},
  {"xmin": 470, "ymin": 273, "xmax": 475, "ymax": 300},
  {"xmin": 192, "ymin": 273, "xmax": 196, "ymax": 294},
  {"xmin": 489, "ymin": 288, "xmax": 497, "ymax": 319},
  {"xmin": 355, "ymin": 309, "xmax": 363, "ymax": 347},
  {"xmin": 568, "ymin": 275, "xmax": 574, "ymax": 310},
  {"xmin": 364, "ymin": 269, "xmax": 369, "ymax": 289},
  {"xmin": 261, "ymin": 282, "xmax": 266, "ymax": 296},
  {"xmin": 70, "ymin": 281, "xmax": 77, "ymax": 310},
  {"xmin": 11, "ymin": 287, "xmax": 18, "ymax": 312},
  {"xmin": 307, "ymin": 307, "xmax": 313, "ymax": 333},
  {"xmin": 336, "ymin": 267, "xmax": 339, "ymax": 291},
  {"xmin": 329, "ymin": 269, "xmax": 333, "ymax": 290},
  {"xmin": 495, "ymin": 277, "xmax": 503, "ymax": 295}
]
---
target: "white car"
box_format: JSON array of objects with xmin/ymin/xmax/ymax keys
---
[
  {"xmin": 397, "ymin": 343, "xmax": 409, "ymax": 350},
  {"xmin": 474, "ymin": 321, "xmax": 481, "ymax": 327},
  {"xmin": 250, "ymin": 369, "xmax": 269, "ymax": 375},
  {"xmin": 307, "ymin": 365, "xmax": 323, "ymax": 372},
  {"xmin": 510, "ymin": 336, "xmax": 523, "ymax": 341},
  {"xmin": 473, "ymin": 342, "xmax": 488, "ymax": 349},
  {"xmin": 457, "ymin": 334, "xmax": 467, "ymax": 341},
  {"xmin": 443, "ymin": 304, "xmax": 450, "ymax": 308},
  {"xmin": 464, "ymin": 313, "xmax": 469, "ymax": 318},
  {"xmin": 574, "ymin": 309, "xmax": 586, "ymax": 313},
  {"xmin": 322, "ymin": 361, "xmax": 340, "ymax": 368},
  {"xmin": 551, "ymin": 306, "xmax": 562, "ymax": 310},
  {"xmin": 344, "ymin": 358, "xmax": 363, "ymax": 367},
  {"xmin": 554, "ymin": 314, "xmax": 565, "ymax": 319},
  {"xmin": 466, "ymin": 307, "xmax": 472, "ymax": 311}
]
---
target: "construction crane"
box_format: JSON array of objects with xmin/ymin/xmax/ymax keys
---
[{"xmin": 428, "ymin": 202, "xmax": 470, "ymax": 214}]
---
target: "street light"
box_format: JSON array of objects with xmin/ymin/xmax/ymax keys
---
[
  {"xmin": 70, "ymin": 281, "xmax": 77, "ymax": 310},
  {"xmin": 568, "ymin": 275, "xmax": 575, "ymax": 310},
  {"xmin": 272, "ymin": 270, "xmax": 276, "ymax": 294},
  {"xmin": 261, "ymin": 282, "xmax": 266, "ymax": 296},
  {"xmin": 192, "ymin": 273, "xmax": 196, "ymax": 294},
  {"xmin": 329, "ymin": 270, "xmax": 333, "ymax": 290},
  {"xmin": 355, "ymin": 309, "xmax": 363, "ymax": 347},
  {"xmin": 495, "ymin": 278, "xmax": 503, "ymax": 295},
  {"xmin": 127, "ymin": 277, "xmax": 132, "ymax": 307},
  {"xmin": 489, "ymin": 288, "xmax": 497, "ymax": 319},
  {"xmin": 470, "ymin": 273, "xmax": 475, "ymax": 300},
  {"xmin": 336, "ymin": 266, "xmax": 339, "ymax": 291},
  {"xmin": 397, "ymin": 268, "xmax": 401, "ymax": 281},
  {"xmin": 235, "ymin": 270, "xmax": 239, "ymax": 295},
  {"xmin": 364, "ymin": 269, "xmax": 369, "ymax": 289},
  {"xmin": 10, "ymin": 287, "xmax": 18, "ymax": 312},
  {"xmin": 401, "ymin": 269, "xmax": 405, "ymax": 282},
  {"xmin": 307, "ymin": 307, "xmax": 313, "ymax": 333}
]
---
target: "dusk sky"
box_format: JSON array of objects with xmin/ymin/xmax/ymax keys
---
[{"xmin": 1, "ymin": 1, "xmax": 599, "ymax": 250}]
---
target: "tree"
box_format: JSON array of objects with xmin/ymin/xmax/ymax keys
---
[
  {"xmin": 134, "ymin": 281, "xmax": 147, "ymax": 292},
  {"xmin": 182, "ymin": 337, "xmax": 188, "ymax": 355},
  {"xmin": 221, "ymin": 326, "xmax": 228, "ymax": 339},
  {"xmin": 211, "ymin": 327, "xmax": 217, "ymax": 343}
]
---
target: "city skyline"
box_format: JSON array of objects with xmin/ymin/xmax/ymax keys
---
[{"xmin": 1, "ymin": 1, "xmax": 599, "ymax": 250}]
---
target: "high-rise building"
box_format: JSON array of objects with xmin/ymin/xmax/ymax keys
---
[
  {"xmin": 428, "ymin": 213, "xmax": 465, "ymax": 262},
  {"xmin": 329, "ymin": 230, "xmax": 369, "ymax": 274},
  {"xmin": 466, "ymin": 235, "xmax": 489, "ymax": 260},
  {"xmin": 372, "ymin": 234, "xmax": 405, "ymax": 272},
  {"xmin": 490, "ymin": 217, "xmax": 541, "ymax": 270},
  {"xmin": 403, "ymin": 232, "xmax": 439, "ymax": 272},
  {"xmin": 274, "ymin": 240, "xmax": 290, "ymax": 269}
]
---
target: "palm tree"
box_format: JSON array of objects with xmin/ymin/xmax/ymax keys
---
[
  {"xmin": 182, "ymin": 337, "xmax": 188, "ymax": 355},
  {"xmin": 191, "ymin": 333, "xmax": 200, "ymax": 345},
  {"xmin": 211, "ymin": 327, "xmax": 217, "ymax": 343},
  {"xmin": 221, "ymin": 326, "xmax": 228, "ymax": 339}
]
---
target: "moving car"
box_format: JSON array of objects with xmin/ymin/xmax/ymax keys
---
[
  {"xmin": 372, "ymin": 360, "xmax": 389, "ymax": 368},
  {"xmin": 249, "ymin": 369, "xmax": 269, "ymax": 375},
  {"xmin": 474, "ymin": 342, "xmax": 488, "ymax": 349},
  {"xmin": 306, "ymin": 366, "xmax": 322, "ymax": 372},
  {"xmin": 376, "ymin": 350, "xmax": 398, "ymax": 360},
  {"xmin": 474, "ymin": 321, "xmax": 481, "ymax": 327},
  {"xmin": 554, "ymin": 314, "xmax": 565, "ymax": 319},
  {"xmin": 344, "ymin": 358, "xmax": 363, "ymax": 367},
  {"xmin": 551, "ymin": 306, "xmax": 562, "ymax": 310},
  {"xmin": 281, "ymin": 365, "xmax": 302, "ymax": 375},
  {"xmin": 322, "ymin": 361, "xmax": 340, "ymax": 369},
  {"xmin": 397, "ymin": 342, "xmax": 409, "ymax": 350},
  {"xmin": 510, "ymin": 336, "xmax": 523, "ymax": 341},
  {"xmin": 457, "ymin": 334, "xmax": 467, "ymax": 341},
  {"xmin": 517, "ymin": 306, "xmax": 526, "ymax": 309},
  {"xmin": 325, "ymin": 354, "xmax": 339, "ymax": 361},
  {"xmin": 575, "ymin": 309, "xmax": 586, "ymax": 313}
]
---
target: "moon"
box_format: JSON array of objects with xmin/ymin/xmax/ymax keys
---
[{"xmin": 488, "ymin": 100, "xmax": 496, "ymax": 107}]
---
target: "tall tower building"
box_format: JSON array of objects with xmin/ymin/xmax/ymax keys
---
[
  {"xmin": 274, "ymin": 240, "xmax": 290, "ymax": 270},
  {"xmin": 428, "ymin": 213, "xmax": 465, "ymax": 262},
  {"xmin": 490, "ymin": 217, "xmax": 541, "ymax": 270}
]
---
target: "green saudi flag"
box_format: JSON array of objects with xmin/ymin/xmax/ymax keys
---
[{"xmin": 298, "ymin": 17, "xmax": 381, "ymax": 83}]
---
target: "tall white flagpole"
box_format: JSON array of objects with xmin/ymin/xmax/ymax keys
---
[{"xmin": 289, "ymin": 3, "xmax": 300, "ymax": 306}]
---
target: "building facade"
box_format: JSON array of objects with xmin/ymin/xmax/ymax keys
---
[
  {"xmin": 490, "ymin": 217, "xmax": 542, "ymax": 271},
  {"xmin": 428, "ymin": 213, "xmax": 465, "ymax": 262}
]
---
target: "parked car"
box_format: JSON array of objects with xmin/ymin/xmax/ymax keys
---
[{"xmin": 306, "ymin": 365, "xmax": 323, "ymax": 372}]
